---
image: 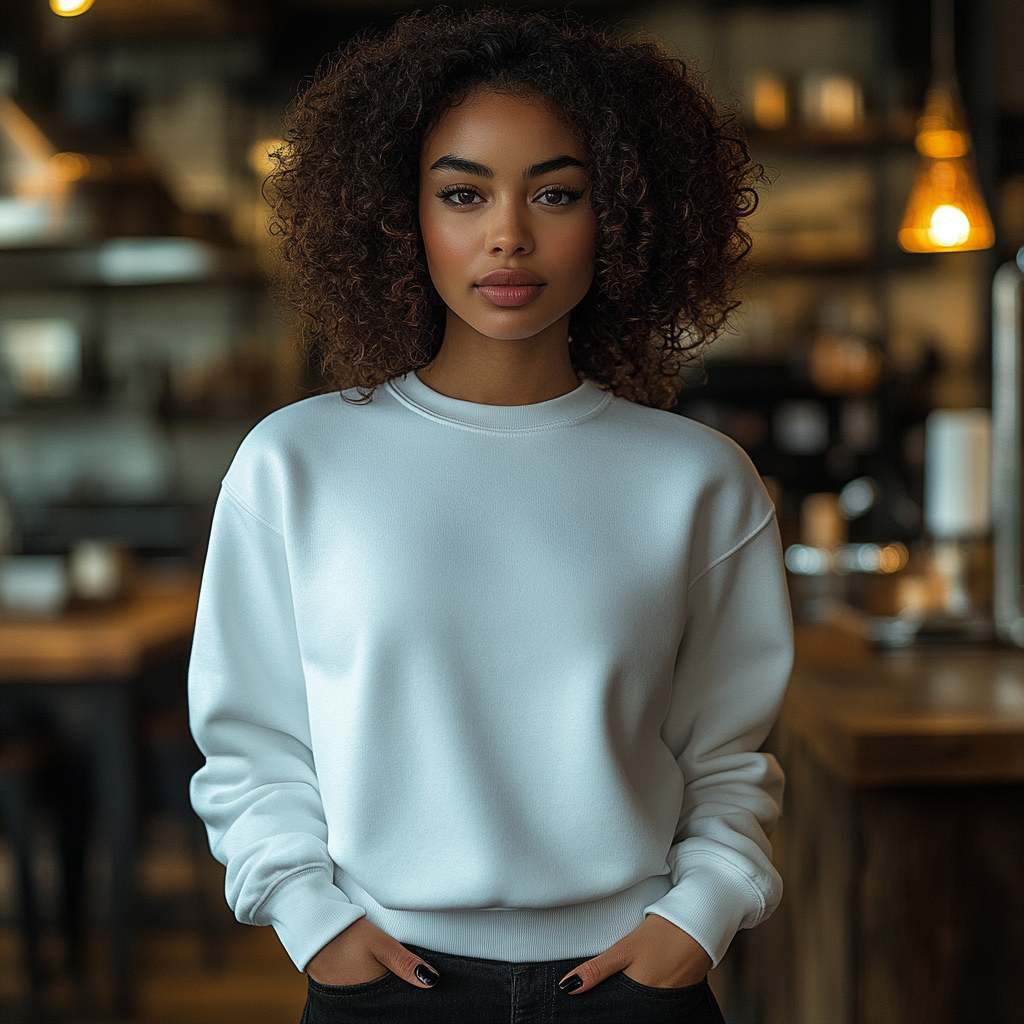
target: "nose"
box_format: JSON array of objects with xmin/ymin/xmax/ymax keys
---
[{"xmin": 486, "ymin": 199, "xmax": 534, "ymax": 256}]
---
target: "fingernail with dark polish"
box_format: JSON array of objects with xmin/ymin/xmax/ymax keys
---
[
  {"xmin": 415, "ymin": 964, "xmax": 439, "ymax": 987},
  {"xmin": 559, "ymin": 974, "xmax": 583, "ymax": 993}
]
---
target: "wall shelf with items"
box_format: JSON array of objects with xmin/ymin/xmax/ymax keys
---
[
  {"xmin": 745, "ymin": 120, "xmax": 920, "ymax": 274},
  {"xmin": 0, "ymin": 239, "xmax": 262, "ymax": 290},
  {"xmin": 0, "ymin": 235, "xmax": 294, "ymax": 565},
  {"xmin": 642, "ymin": 0, "xmax": 993, "ymax": 562}
]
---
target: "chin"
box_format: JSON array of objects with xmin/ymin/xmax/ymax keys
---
[
  {"xmin": 478, "ymin": 326, "xmax": 557, "ymax": 342},
  {"xmin": 466, "ymin": 309, "xmax": 576, "ymax": 343}
]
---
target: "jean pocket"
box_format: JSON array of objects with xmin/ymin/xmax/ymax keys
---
[
  {"xmin": 307, "ymin": 971, "xmax": 397, "ymax": 996},
  {"xmin": 610, "ymin": 972, "xmax": 708, "ymax": 998}
]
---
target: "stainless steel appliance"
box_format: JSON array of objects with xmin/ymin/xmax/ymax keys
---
[{"xmin": 992, "ymin": 248, "xmax": 1024, "ymax": 645}]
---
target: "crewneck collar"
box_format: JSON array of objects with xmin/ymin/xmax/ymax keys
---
[{"xmin": 386, "ymin": 371, "xmax": 612, "ymax": 433}]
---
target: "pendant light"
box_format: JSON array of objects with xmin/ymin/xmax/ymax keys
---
[
  {"xmin": 897, "ymin": 0, "xmax": 994, "ymax": 253},
  {"xmin": 50, "ymin": 0, "xmax": 95, "ymax": 16},
  {"xmin": 0, "ymin": 93, "xmax": 88, "ymax": 246}
]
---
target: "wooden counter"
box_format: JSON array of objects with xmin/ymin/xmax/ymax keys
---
[
  {"xmin": 733, "ymin": 626, "xmax": 1024, "ymax": 1024},
  {"xmin": 786, "ymin": 624, "xmax": 1024, "ymax": 785}
]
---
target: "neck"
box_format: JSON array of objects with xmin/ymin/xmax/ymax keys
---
[{"xmin": 416, "ymin": 313, "xmax": 579, "ymax": 406}]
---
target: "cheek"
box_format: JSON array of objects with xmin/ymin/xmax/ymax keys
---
[
  {"xmin": 552, "ymin": 216, "xmax": 598, "ymax": 285},
  {"xmin": 419, "ymin": 209, "xmax": 472, "ymax": 286}
]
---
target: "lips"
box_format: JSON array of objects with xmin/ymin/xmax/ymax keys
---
[{"xmin": 475, "ymin": 268, "xmax": 546, "ymax": 307}]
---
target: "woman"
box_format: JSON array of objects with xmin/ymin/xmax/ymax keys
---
[{"xmin": 188, "ymin": 9, "xmax": 793, "ymax": 1023}]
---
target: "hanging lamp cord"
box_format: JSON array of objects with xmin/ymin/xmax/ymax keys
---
[{"xmin": 932, "ymin": 0, "xmax": 955, "ymax": 87}]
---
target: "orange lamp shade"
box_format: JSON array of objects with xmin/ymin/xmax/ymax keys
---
[
  {"xmin": 898, "ymin": 156, "xmax": 995, "ymax": 252},
  {"xmin": 898, "ymin": 85, "xmax": 995, "ymax": 253}
]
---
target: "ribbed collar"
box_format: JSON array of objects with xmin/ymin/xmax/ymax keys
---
[{"xmin": 386, "ymin": 371, "xmax": 612, "ymax": 433}]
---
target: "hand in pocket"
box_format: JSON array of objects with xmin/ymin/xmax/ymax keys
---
[
  {"xmin": 558, "ymin": 914, "xmax": 711, "ymax": 994},
  {"xmin": 305, "ymin": 918, "xmax": 440, "ymax": 988}
]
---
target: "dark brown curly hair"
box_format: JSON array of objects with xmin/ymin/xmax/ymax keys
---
[{"xmin": 268, "ymin": 6, "xmax": 762, "ymax": 409}]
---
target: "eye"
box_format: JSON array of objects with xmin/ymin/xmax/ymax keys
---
[
  {"xmin": 535, "ymin": 188, "xmax": 584, "ymax": 207},
  {"xmin": 437, "ymin": 186, "xmax": 483, "ymax": 207}
]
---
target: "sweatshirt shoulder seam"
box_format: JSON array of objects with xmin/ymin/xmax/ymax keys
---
[
  {"xmin": 221, "ymin": 482, "xmax": 284, "ymax": 538},
  {"xmin": 687, "ymin": 507, "xmax": 775, "ymax": 591}
]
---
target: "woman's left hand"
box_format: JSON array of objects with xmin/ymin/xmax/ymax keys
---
[{"xmin": 558, "ymin": 914, "xmax": 712, "ymax": 994}]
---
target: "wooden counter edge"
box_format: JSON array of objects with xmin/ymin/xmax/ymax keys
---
[{"xmin": 784, "ymin": 623, "xmax": 1024, "ymax": 786}]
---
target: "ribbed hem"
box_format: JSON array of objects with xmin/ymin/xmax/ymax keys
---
[
  {"xmin": 336, "ymin": 870, "xmax": 672, "ymax": 962},
  {"xmin": 643, "ymin": 857, "xmax": 761, "ymax": 967},
  {"xmin": 261, "ymin": 869, "xmax": 366, "ymax": 971},
  {"xmin": 385, "ymin": 372, "xmax": 611, "ymax": 434}
]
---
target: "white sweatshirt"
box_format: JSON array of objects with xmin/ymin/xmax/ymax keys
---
[{"xmin": 188, "ymin": 371, "xmax": 793, "ymax": 973}]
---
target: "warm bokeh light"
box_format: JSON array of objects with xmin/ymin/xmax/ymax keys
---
[
  {"xmin": 49, "ymin": 152, "xmax": 90, "ymax": 183},
  {"xmin": 898, "ymin": 85, "xmax": 994, "ymax": 253},
  {"xmin": 50, "ymin": 0, "xmax": 95, "ymax": 16},
  {"xmin": 248, "ymin": 138, "xmax": 287, "ymax": 177},
  {"xmin": 808, "ymin": 334, "xmax": 884, "ymax": 394},
  {"xmin": 750, "ymin": 75, "xmax": 788, "ymax": 131},
  {"xmin": 877, "ymin": 543, "xmax": 909, "ymax": 574}
]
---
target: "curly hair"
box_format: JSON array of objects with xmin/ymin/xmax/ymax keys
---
[{"xmin": 268, "ymin": 6, "xmax": 762, "ymax": 410}]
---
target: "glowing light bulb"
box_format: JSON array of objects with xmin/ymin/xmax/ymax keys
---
[
  {"xmin": 898, "ymin": 84, "xmax": 994, "ymax": 253},
  {"xmin": 927, "ymin": 204, "xmax": 971, "ymax": 247},
  {"xmin": 50, "ymin": 0, "xmax": 95, "ymax": 16}
]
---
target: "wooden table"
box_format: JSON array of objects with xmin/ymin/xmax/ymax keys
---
[
  {"xmin": 732, "ymin": 625, "xmax": 1024, "ymax": 1024},
  {"xmin": 0, "ymin": 571, "xmax": 200, "ymax": 1016},
  {"xmin": 0, "ymin": 572, "xmax": 200, "ymax": 682}
]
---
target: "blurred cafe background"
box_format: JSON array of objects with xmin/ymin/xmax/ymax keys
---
[{"xmin": 0, "ymin": 0, "xmax": 1023, "ymax": 1021}]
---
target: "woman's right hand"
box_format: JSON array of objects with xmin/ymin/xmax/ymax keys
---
[{"xmin": 305, "ymin": 918, "xmax": 440, "ymax": 988}]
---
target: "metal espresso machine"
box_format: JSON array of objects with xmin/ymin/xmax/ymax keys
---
[{"xmin": 992, "ymin": 248, "xmax": 1024, "ymax": 645}]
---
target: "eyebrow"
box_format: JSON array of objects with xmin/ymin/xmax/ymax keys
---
[
  {"xmin": 524, "ymin": 155, "xmax": 585, "ymax": 178},
  {"xmin": 428, "ymin": 154, "xmax": 586, "ymax": 179},
  {"xmin": 429, "ymin": 155, "xmax": 492, "ymax": 178}
]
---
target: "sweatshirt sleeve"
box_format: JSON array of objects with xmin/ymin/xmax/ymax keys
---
[
  {"xmin": 643, "ymin": 507, "xmax": 793, "ymax": 967},
  {"xmin": 188, "ymin": 485, "xmax": 366, "ymax": 971}
]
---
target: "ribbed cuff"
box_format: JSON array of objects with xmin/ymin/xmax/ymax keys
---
[
  {"xmin": 260, "ymin": 868, "xmax": 366, "ymax": 971},
  {"xmin": 642, "ymin": 856, "xmax": 762, "ymax": 967}
]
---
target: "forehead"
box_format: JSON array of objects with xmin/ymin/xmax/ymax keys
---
[{"xmin": 421, "ymin": 89, "xmax": 586, "ymax": 167}]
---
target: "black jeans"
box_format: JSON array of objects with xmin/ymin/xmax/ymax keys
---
[{"xmin": 300, "ymin": 943, "xmax": 725, "ymax": 1024}]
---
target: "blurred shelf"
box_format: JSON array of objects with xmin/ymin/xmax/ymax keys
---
[
  {"xmin": 12, "ymin": 502, "xmax": 211, "ymax": 561},
  {"xmin": 748, "ymin": 251, "xmax": 938, "ymax": 276},
  {"xmin": 0, "ymin": 240, "xmax": 265, "ymax": 289},
  {"xmin": 747, "ymin": 258, "xmax": 877, "ymax": 276},
  {"xmin": 745, "ymin": 112, "xmax": 918, "ymax": 153}
]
